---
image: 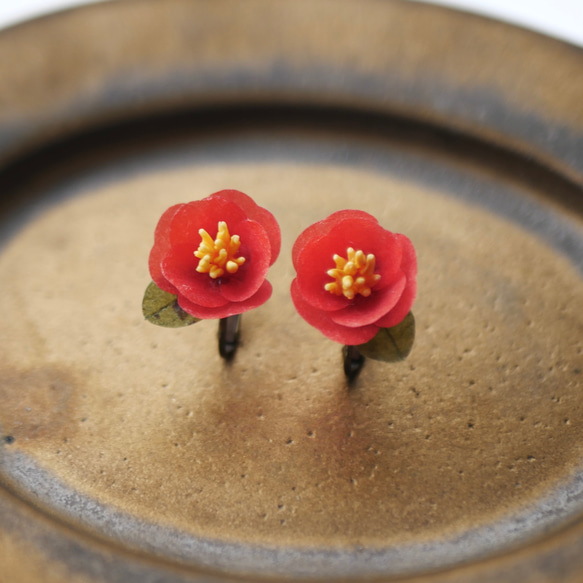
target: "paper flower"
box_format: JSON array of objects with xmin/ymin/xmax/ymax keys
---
[
  {"xmin": 148, "ymin": 189, "xmax": 280, "ymax": 319},
  {"xmin": 291, "ymin": 210, "xmax": 417, "ymax": 345}
]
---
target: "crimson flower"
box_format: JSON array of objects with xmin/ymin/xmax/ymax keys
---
[
  {"xmin": 291, "ymin": 210, "xmax": 417, "ymax": 345},
  {"xmin": 149, "ymin": 189, "xmax": 280, "ymax": 319}
]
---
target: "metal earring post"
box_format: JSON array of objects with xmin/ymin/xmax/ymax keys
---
[
  {"xmin": 218, "ymin": 314, "xmax": 241, "ymax": 360},
  {"xmin": 342, "ymin": 344, "xmax": 365, "ymax": 382}
]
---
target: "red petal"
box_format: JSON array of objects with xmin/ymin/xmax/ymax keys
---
[
  {"xmin": 290, "ymin": 211, "xmax": 418, "ymax": 342},
  {"xmin": 168, "ymin": 198, "xmax": 247, "ymax": 248},
  {"xmin": 293, "ymin": 233, "xmax": 348, "ymax": 311},
  {"xmin": 213, "ymin": 190, "xmax": 281, "ymax": 265},
  {"xmin": 329, "ymin": 273, "xmax": 406, "ymax": 327},
  {"xmin": 368, "ymin": 231, "xmax": 403, "ymax": 290},
  {"xmin": 162, "ymin": 244, "xmax": 228, "ymax": 309},
  {"xmin": 292, "ymin": 209, "xmax": 378, "ymax": 269},
  {"xmin": 376, "ymin": 235, "xmax": 417, "ymax": 328},
  {"xmin": 294, "ymin": 214, "xmax": 399, "ymax": 312},
  {"xmin": 149, "ymin": 191, "xmax": 279, "ymax": 316},
  {"xmin": 291, "ymin": 279, "xmax": 379, "ymax": 345},
  {"xmin": 218, "ymin": 219, "xmax": 271, "ymax": 302},
  {"xmin": 177, "ymin": 281, "xmax": 272, "ymax": 319},
  {"xmin": 160, "ymin": 199, "xmax": 260, "ymax": 308},
  {"xmin": 375, "ymin": 280, "xmax": 416, "ymax": 328},
  {"xmin": 148, "ymin": 204, "xmax": 183, "ymax": 294},
  {"xmin": 396, "ymin": 233, "xmax": 418, "ymax": 281}
]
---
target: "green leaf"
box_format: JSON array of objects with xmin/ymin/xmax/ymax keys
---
[
  {"xmin": 142, "ymin": 281, "xmax": 200, "ymax": 328},
  {"xmin": 357, "ymin": 312, "xmax": 415, "ymax": 362}
]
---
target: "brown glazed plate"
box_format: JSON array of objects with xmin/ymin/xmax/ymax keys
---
[{"xmin": 1, "ymin": 1, "xmax": 583, "ymax": 581}]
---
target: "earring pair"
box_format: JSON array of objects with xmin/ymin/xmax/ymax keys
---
[{"xmin": 143, "ymin": 189, "xmax": 417, "ymax": 380}]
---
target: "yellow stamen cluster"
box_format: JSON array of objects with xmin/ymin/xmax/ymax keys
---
[
  {"xmin": 325, "ymin": 247, "xmax": 381, "ymax": 300},
  {"xmin": 194, "ymin": 221, "xmax": 245, "ymax": 279}
]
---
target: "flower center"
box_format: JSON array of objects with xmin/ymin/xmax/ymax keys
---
[
  {"xmin": 324, "ymin": 247, "xmax": 381, "ymax": 300},
  {"xmin": 194, "ymin": 221, "xmax": 246, "ymax": 279}
]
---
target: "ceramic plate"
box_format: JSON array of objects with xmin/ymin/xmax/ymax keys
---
[{"xmin": 0, "ymin": 1, "xmax": 582, "ymax": 581}]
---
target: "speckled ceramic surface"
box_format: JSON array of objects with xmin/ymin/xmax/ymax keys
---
[{"xmin": 0, "ymin": 1, "xmax": 582, "ymax": 582}]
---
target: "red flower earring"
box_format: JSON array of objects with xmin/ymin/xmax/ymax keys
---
[
  {"xmin": 143, "ymin": 189, "xmax": 281, "ymax": 359},
  {"xmin": 291, "ymin": 210, "xmax": 417, "ymax": 380}
]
